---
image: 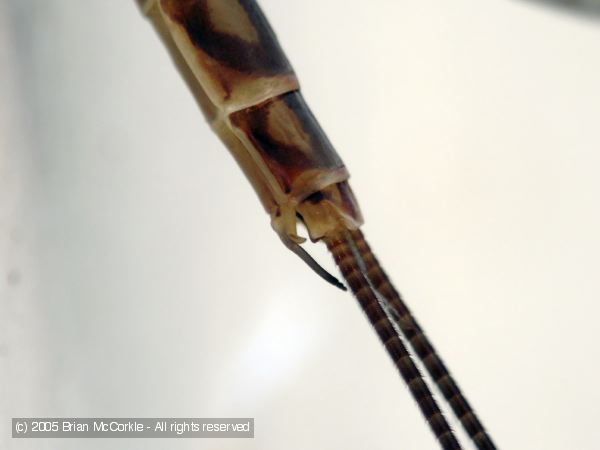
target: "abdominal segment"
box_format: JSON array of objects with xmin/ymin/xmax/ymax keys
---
[
  {"xmin": 229, "ymin": 91, "xmax": 348, "ymax": 199},
  {"xmin": 159, "ymin": 0, "xmax": 299, "ymax": 110}
]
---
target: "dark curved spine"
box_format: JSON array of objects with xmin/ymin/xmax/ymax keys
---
[
  {"xmin": 349, "ymin": 229, "xmax": 496, "ymax": 450},
  {"xmin": 326, "ymin": 233, "xmax": 461, "ymax": 450}
]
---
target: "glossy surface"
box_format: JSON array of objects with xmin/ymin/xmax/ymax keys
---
[{"xmin": 229, "ymin": 92, "xmax": 346, "ymax": 197}]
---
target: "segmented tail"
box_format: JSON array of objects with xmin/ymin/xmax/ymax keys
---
[
  {"xmin": 347, "ymin": 229, "xmax": 496, "ymax": 450},
  {"xmin": 325, "ymin": 231, "xmax": 462, "ymax": 450}
]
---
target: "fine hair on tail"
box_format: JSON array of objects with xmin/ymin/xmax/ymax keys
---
[{"xmin": 326, "ymin": 231, "xmax": 462, "ymax": 450}]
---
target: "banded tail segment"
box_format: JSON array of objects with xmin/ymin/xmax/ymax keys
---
[
  {"xmin": 326, "ymin": 232, "xmax": 461, "ymax": 450},
  {"xmin": 349, "ymin": 229, "xmax": 497, "ymax": 450}
]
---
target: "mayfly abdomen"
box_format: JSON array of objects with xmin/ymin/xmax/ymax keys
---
[
  {"xmin": 136, "ymin": 1, "xmax": 496, "ymax": 448},
  {"xmin": 143, "ymin": 0, "xmax": 362, "ymax": 245}
]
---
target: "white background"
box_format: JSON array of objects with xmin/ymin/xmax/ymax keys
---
[{"xmin": 2, "ymin": 1, "xmax": 600, "ymax": 449}]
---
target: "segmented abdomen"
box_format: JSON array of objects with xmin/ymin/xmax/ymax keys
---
[{"xmin": 151, "ymin": 0, "xmax": 358, "ymax": 214}]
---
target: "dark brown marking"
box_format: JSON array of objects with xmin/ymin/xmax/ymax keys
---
[
  {"xmin": 305, "ymin": 191, "xmax": 325, "ymax": 204},
  {"xmin": 161, "ymin": 0, "xmax": 293, "ymax": 76},
  {"xmin": 230, "ymin": 92, "xmax": 345, "ymax": 194},
  {"xmin": 147, "ymin": 3, "xmax": 219, "ymax": 122}
]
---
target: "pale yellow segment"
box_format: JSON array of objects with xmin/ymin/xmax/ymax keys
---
[{"xmin": 211, "ymin": 120, "xmax": 277, "ymax": 213}]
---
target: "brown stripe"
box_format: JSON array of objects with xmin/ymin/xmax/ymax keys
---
[
  {"xmin": 161, "ymin": 0, "xmax": 293, "ymax": 76},
  {"xmin": 350, "ymin": 229, "xmax": 497, "ymax": 449},
  {"xmin": 229, "ymin": 92, "xmax": 346, "ymax": 195}
]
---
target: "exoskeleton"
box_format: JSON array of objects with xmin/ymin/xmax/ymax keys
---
[{"xmin": 136, "ymin": 2, "xmax": 496, "ymax": 449}]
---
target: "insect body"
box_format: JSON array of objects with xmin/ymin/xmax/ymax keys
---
[{"xmin": 136, "ymin": 1, "xmax": 496, "ymax": 449}]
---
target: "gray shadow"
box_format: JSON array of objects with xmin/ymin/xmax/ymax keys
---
[{"xmin": 524, "ymin": 0, "xmax": 600, "ymax": 20}]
